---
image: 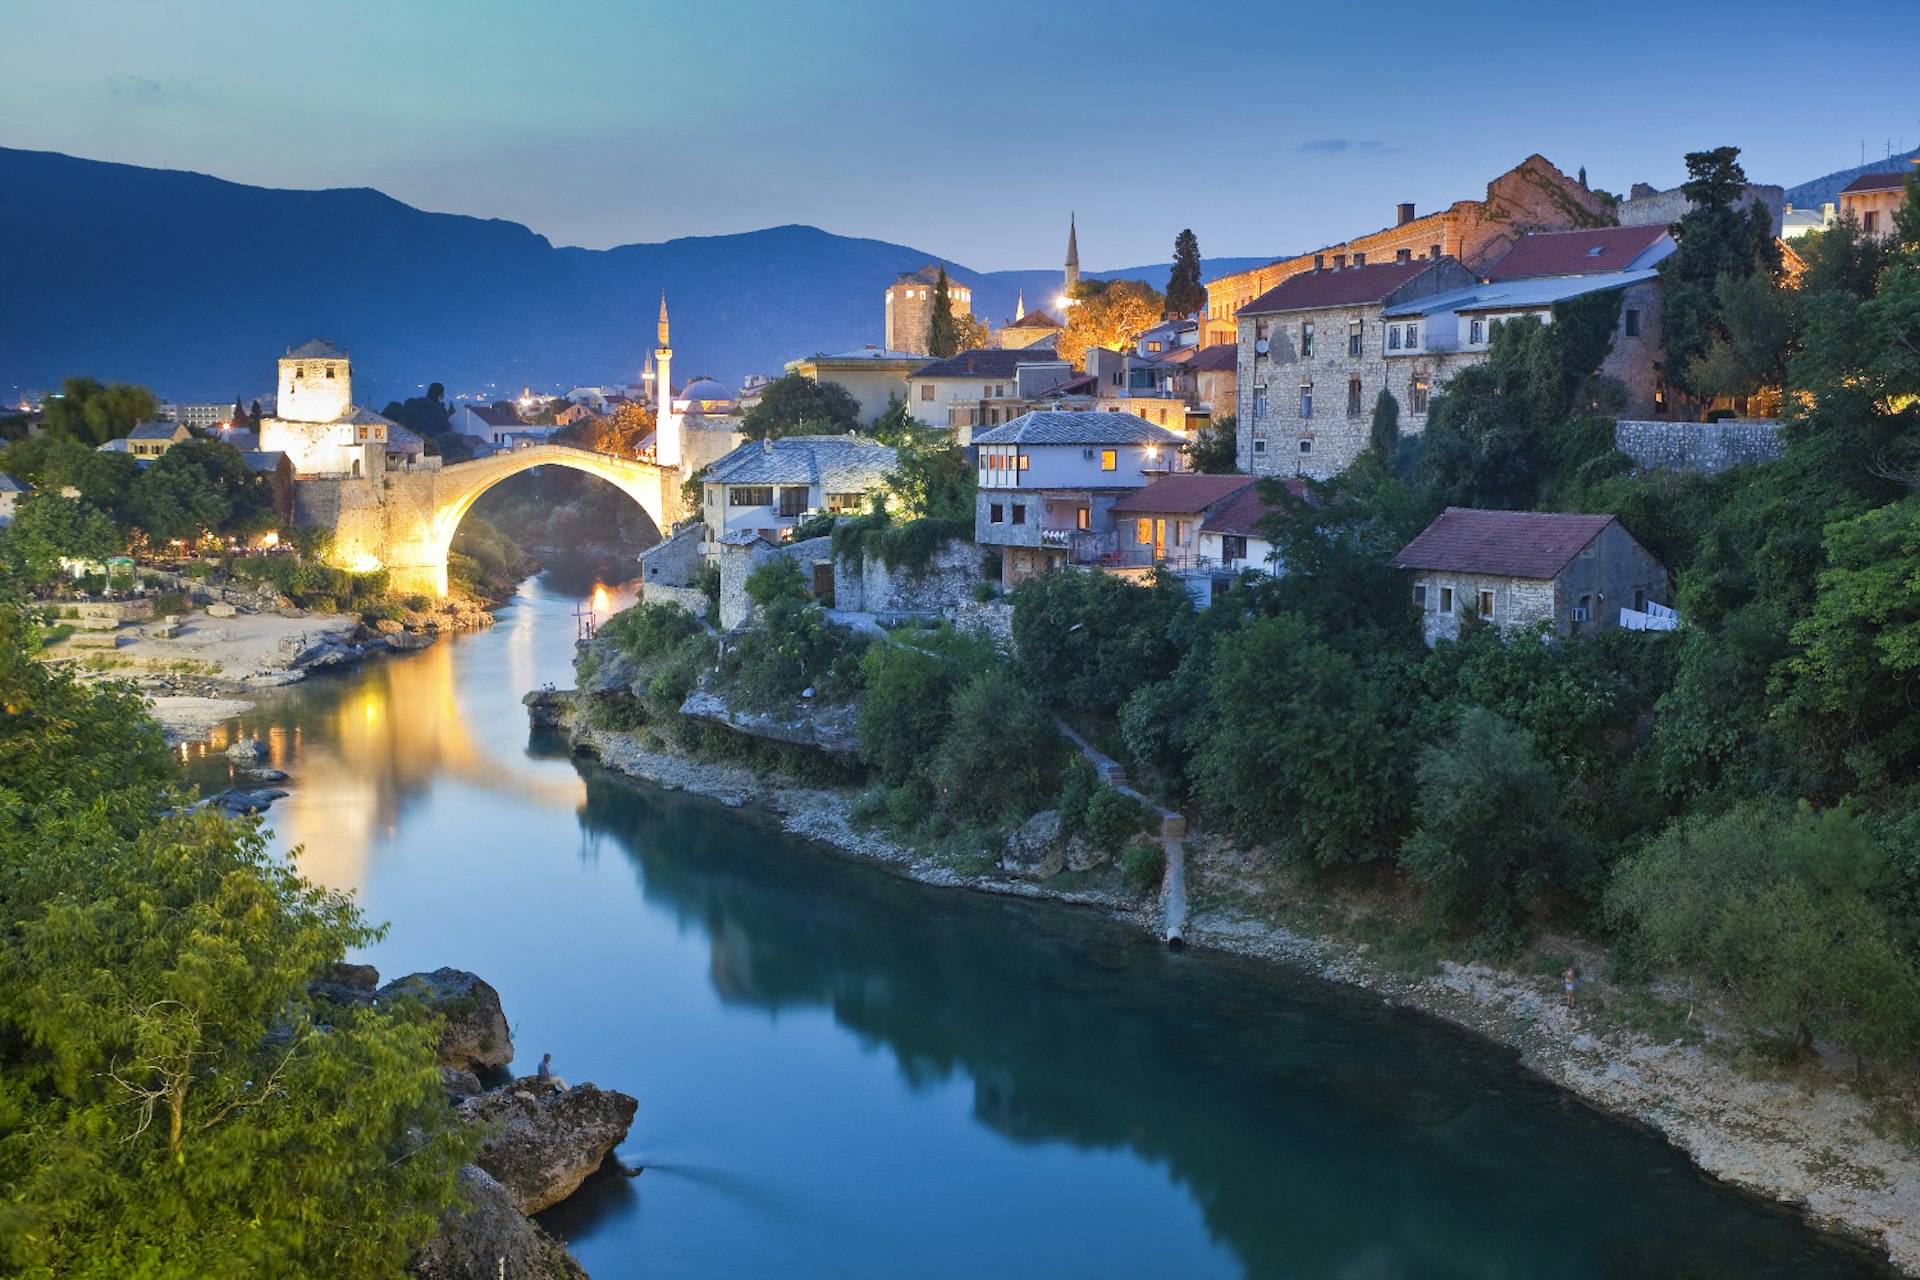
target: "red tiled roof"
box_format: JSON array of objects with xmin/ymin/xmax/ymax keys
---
[
  {"xmin": 1483, "ymin": 225, "xmax": 1670, "ymax": 281},
  {"xmin": 1239, "ymin": 260, "xmax": 1443, "ymax": 315},
  {"xmin": 1840, "ymin": 169, "xmax": 1912, "ymax": 196},
  {"xmin": 1009, "ymin": 310, "xmax": 1062, "ymax": 328},
  {"xmin": 1391, "ymin": 507, "xmax": 1615, "ymax": 579},
  {"xmin": 1186, "ymin": 344, "xmax": 1237, "ymax": 373},
  {"xmin": 1108, "ymin": 473, "xmax": 1253, "ymax": 516},
  {"xmin": 1201, "ymin": 478, "xmax": 1308, "ymax": 536}
]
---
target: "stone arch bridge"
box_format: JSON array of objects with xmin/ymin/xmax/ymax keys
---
[{"xmin": 292, "ymin": 445, "xmax": 681, "ymax": 597}]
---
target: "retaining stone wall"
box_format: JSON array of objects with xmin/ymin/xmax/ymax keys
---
[
  {"xmin": 833, "ymin": 536, "xmax": 979, "ymax": 614},
  {"xmin": 1614, "ymin": 419, "xmax": 1783, "ymax": 474}
]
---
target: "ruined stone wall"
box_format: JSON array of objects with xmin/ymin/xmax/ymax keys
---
[
  {"xmin": 832, "ymin": 536, "xmax": 979, "ymax": 614},
  {"xmin": 1619, "ymin": 182, "xmax": 1785, "ymax": 238},
  {"xmin": 717, "ymin": 534, "xmax": 835, "ymax": 631},
  {"xmin": 1614, "ymin": 419, "xmax": 1783, "ymax": 474}
]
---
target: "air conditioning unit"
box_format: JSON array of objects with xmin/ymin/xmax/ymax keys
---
[{"xmin": 1254, "ymin": 339, "xmax": 1270, "ymax": 356}]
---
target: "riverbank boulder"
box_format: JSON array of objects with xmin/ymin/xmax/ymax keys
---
[
  {"xmin": 410, "ymin": 1163, "xmax": 587, "ymax": 1280},
  {"xmin": 1001, "ymin": 810, "xmax": 1064, "ymax": 880},
  {"xmin": 1064, "ymin": 832, "xmax": 1110, "ymax": 873},
  {"xmin": 378, "ymin": 968, "xmax": 513, "ymax": 1073},
  {"xmin": 308, "ymin": 961, "xmax": 379, "ymax": 1007},
  {"xmin": 225, "ymin": 737, "xmax": 266, "ymax": 761},
  {"xmin": 387, "ymin": 630, "xmax": 435, "ymax": 652},
  {"xmin": 523, "ymin": 689, "xmax": 575, "ymax": 728},
  {"xmin": 206, "ymin": 786, "xmax": 288, "ymax": 815},
  {"xmin": 457, "ymin": 1079, "xmax": 638, "ymax": 1214}
]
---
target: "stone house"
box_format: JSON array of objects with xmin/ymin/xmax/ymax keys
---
[
  {"xmin": 970, "ymin": 410, "xmax": 1185, "ymax": 589},
  {"xmin": 699, "ymin": 434, "xmax": 897, "ymax": 553},
  {"xmin": 1195, "ymin": 478, "xmax": 1305, "ymax": 579},
  {"xmin": 123, "ymin": 421, "xmax": 194, "ymax": 460},
  {"xmin": 1837, "ymin": 165, "xmax": 1916, "ymax": 242},
  {"xmin": 1392, "ymin": 507, "xmax": 1668, "ymax": 645},
  {"xmin": 1105, "ymin": 474, "xmax": 1255, "ymax": 571},
  {"xmin": 242, "ymin": 451, "xmax": 295, "ymax": 522},
  {"xmin": 1202, "ymin": 155, "xmax": 1613, "ymax": 347},
  {"xmin": 906, "ymin": 347, "xmax": 1074, "ymax": 439},
  {"xmin": 1236, "ymin": 257, "xmax": 1477, "ymax": 479},
  {"xmin": 996, "ymin": 308, "xmax": 1064, "ymax": 351},
  {"xmin": 785, "ymin": 346, "xmax": 929, "ymax": 424},
  {"xmin": 1185, "ymin": 344, "xmax": 1237, "ymax": 421},
  {"xmin": 455, "ymin": 403, "xmax": 544, "ymax": 445}
]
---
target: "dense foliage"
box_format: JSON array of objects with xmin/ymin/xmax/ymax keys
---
[{"xmin": 738, "ymin": 373, "xmax": 861, "ymax": 441}]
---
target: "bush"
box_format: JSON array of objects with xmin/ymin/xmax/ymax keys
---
[
  {"xmin": 850, "ymin": 783, "xmax": 888, "ymax": 826},
  {"xmin": 1121, "ymin": 841, "xmax": 1167, "ymax": 894},
  {"xmin": 1055, "ymin": 753, "xmax": 1098, "ymax": 836},
  {"xmin": 600, "ymin": 602, "xmax": 703, "ymax": 662},
  {"xmin": 1085, "ymin": 784, "xmax": 1149, "ymax": 853},
  {"xmin": 857, "ymin": 641, "xmax": 956, "ymax": 785},
  {"xmin": 403, "ymin": 594, "xmax": 431, "ymax": 612},
  {"xmin": 928, "ymin": 670, "xmax": 1059, "ymax": 821},
  {"xmin": 182, "ymin": 561, "xmax": 214, "ymax": 580},
  {"xmin": 970, "ymin": 580, "xmax": 996, "ymax": 603},
  {"xmin": 884, "ymin": 780, "xmax": 934, "ymax": 829},
  {"xmin": 150, "ymin": 592, "xmax": 192, "ymax": 618}
]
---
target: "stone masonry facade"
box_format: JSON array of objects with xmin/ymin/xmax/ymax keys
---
[{"xmin": 1614, "ymin": 419, "xmax": 1783, "ymax": 474}]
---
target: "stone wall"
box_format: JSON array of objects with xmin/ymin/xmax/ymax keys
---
[
  {"xmin": 717, "ymin": 534, "xmax": 835, "ymax": 631},
  {"xmin": 832, "ymin": 536, "xmax": 979, "ymax": 614},
  {"xmin": 1614, "ymin": 419, "xmax": 1783, "ymax": 474},
  {"xmin": 639, "ymin": 522, "xmax": 704, "ymax": 589},
  {"xmin": 645, "ymin": 584, "xmax": 710, "ymax": 617},
  {"xmin": 1619, "ymin": 181, "xmax": 1785, "ymax": 238}
]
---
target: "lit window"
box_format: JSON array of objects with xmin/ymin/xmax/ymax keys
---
[
  {"xmin": 1100, "ymin": 449, "xmax": 1116, "ymax": 471},
  {"xmin": 1411, "ymin": 374, "xmax": 1429, "ymax": 414},
  {"xmin": 1017, "ymin": 453, "xmax": 1029, "ymax": 470},
  {"xmin": 1076, "ymin": 507, "xmax": 1090, "ymax": 530},
  {"xmin": 1136, "ymin": 518, "xmax": 1152, "ymax": 545}
]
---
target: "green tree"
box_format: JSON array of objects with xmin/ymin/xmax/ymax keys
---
[
  {"xmin": 1399, "ymin": 708, "xmax": 1576, "ymax": 950},
  {"xmin": 1369, "ymin": 389, "xmax": 1400, "ymax": 458},
  {"xmin": 1057, "ymin": 279, "xmax": 1166, "ymax": 369},
  {"xmin": 739, "ymin": 373, "xmax": 861, "ymax": 441},
  {"xmin": 857, "ymin": 642, "xmax": 956, "ymax": 786},
  {"xmin": 1185, "ymin": 414, "xmax": 1239, "ymax": 474},
  {"xmin": 1657, "ymin": 146, "xmax": 1783, "ymax": 405},
  {"xmin": 1011, "ymin": 569, "xmax": 1191, "ymax": 715},
  {"xmin": 928, "ymin": 266, "xmax": 961, "ymax": 359},
  {"xmin": 1257, "ymin": 455, "xmax": 1429, "ymax": 638},
  {"xmin": 1166, "ymin": 229, "xmax": 1205, "ymax": 318},
  {"xmin": 927, "ymin": 670, "xmax": 1059, "ymax": 820},
  {"xmin": 40, "ymin": 378, "xmax": 159, "ymax": 446},
  {"xmin": 1, "ymin": 436, "xmax": 139, "ymax": 514},
  {"xmin": 3, "ymin": 493, "xmax": 121, "ymax": 582},
  {"xmin": 1607, "ymin": 801, "xmax": 1920, "ymax": 1064}
]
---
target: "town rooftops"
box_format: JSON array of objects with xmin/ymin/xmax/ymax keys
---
[
  {"xmin": 894, "ymin": 263, "xmax": 968, "ymax": 288},
  {"xmin": 1238, "ymin": 259, "xmax": 1455, "ymax": 315},
  {"xmin": 1107, "ymin": 473, "xmax": 1254, "ymax": 515},
  {"xmin": 1185, "ymin": 344, "xmax": 1238, "ymax": 373},
  {"xmin": 463, "ymin": 404, "xmax": 523, "ymax": 427},
  {"xmin": 385, "ymin": 424, "xmax": 425, "ymax": 451},
  {"xmin": 241, "ymin": 450, "xmax": 290, "ymax": 473},
  {"xmin": 221, "ymin": 428, "xmax": 261, "ymax": 451},
  {"xmin": 1379, "ymin": 269, "xmax": 1659, "ymax": 319},
  {"xmin": 797, "ymin": 346, "xmax": 930, "ymax": 365},
  {"xmin": 1201, "ymin": 478, "xmax": 1310, "ymax": 537},
  {"xmin": 912, "ymin": 347, "xmax": 1063, "ymax": 379},
  {"xmin": 1007, "ymin": 310, "xmax": 1063, "ymax": 329},
  {"xmin": 338, "ymin": 405, "xmax": 399, "ymax": 427},
  {"xmin": 128, "ymin": 421, "xmax": 184, "ymax": 440},
  {"xmin": 703, "ymin": 434, "xmax": 898, "ymax": 490},
  {"xmin": 0, "ymin": 472, "xmax": 26, "ymax": 493},
  {"xmin": 98, "ymin": 438, "xmax": 133, "ymax": 453},
  {"xmin": 1840, "ymin": 168, "xmax": 1914, "ymax": 195},
  {"xmin": 1391, "ymin": 507, "xmax": 1618, "ymax": 580},
  {"xmin": 284, "ymin": 338, "xmax": 346, "ymax": 360},
  {"xmin": 971, "ymin": 410, "xmax": 1186, "ymax": 447},
  {"xmin": 1482, "ymin": 225, "xmax": 1673, "ymax": 281}
]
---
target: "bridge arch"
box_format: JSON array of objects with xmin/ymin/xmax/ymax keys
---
[{"xmin": 382, "ymin": 445, "xmax": 679, "ymax": 597}]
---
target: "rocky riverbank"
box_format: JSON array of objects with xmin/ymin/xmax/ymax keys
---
[{"xmin": 535, "ymin": 689, "xmax": 1920, "ymax": 1276}]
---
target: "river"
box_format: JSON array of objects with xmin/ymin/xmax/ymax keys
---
[{"xmin": 181, "ymin": 560, "xmax": 1893, "ymax": 1279}]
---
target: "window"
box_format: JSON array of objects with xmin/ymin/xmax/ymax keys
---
[
  {"xmin": 1348, "ymin": 321, "xmax": 1362, "ymax": 357},
  {"xmin": 994, "ymin": 384, "xmax": 1005, "ymax": 397},
  {"xmin": 1353, "ymin": 252, "xmax": 1366, "ymax": 266},
  {"xmin": 1223, "ymin": 534, "xmax": 1248, "ymax": 562},
  {"xmin": 1440, "ymin": 586, "xmax": 1454, "ymax": 613},
  {"xmin": 826, "ymin": 492, "xmax": 863, "ymax": 514},
  {"xmin": 778, "ymin": 488, "xmax": 807, "ymax": 517},
  {"xmin": 1299, "ymin": 380, "xmax": 1312, "ymax": 418},
  {"xmin": 1429, "ymin": 244, "xmax": 1441, "ymax": 259},
  {"xmin": 1405, "ymin": 323, "xmax": 1418, "ymax": 347},
  {"xmin": 1017, "ymin": 453, "xmax": 1029, "ymax": 471},
  {"xmin": 920, "ymin": 384, "xmax": 934, "ymax": 401},
  {"xmin": 988, "ymin": 409, "xmax": 1000, "ymax": 425},
  {"xmin": 1633, "ymin": 588, "xmax": 1647, "ymax": 611},
  {"xmin": 1411, "ymin": 373, "xmax": 1430, "ymax": 415},
  {"xmin": 1573, "ymin": 594, "xmax": 1592, "ymax": 624},
  {"xmin": 1100, "ymin": 449, "xmax": 1116, "ymax": 471},
  {"xmin": 1469, "ymin": 319, "xmax": 1484, "ymax": 345},
  {"xmin": 1147, "ymin": 341, "xmax": 1162, "ymax": 352},
  {"xmin": 1135, "ymin": 518, "xmax": 1152, "ymax": 545},
  {"xmin": 1387, "ymin": 326, "xmax": 1402, "ymax": 351},
  {"xmin": 358, "ymin": 427, "xmax": 368, "ymax": 440},
  {"xmin": 1252, "ymin": 439, "xmax": 1267, "ymax": 454},
  {"xmin": 295, "ymin": 367, "xmax": 304, "ymax": 378},
  {"xmin": 1254, "ymin": 320, "xmax": 1270, "ymax": 342},
  {"xmin": 325, "ymin": 366, "xmax": 335, "ymax": 379},
  {"xmin": 1175, "ymin": 520, "xmax": 1190, "ymax": 544},
  {"xmin": 989, "ymin": 503, "xmax": 1005, "ymax": 523},
  {"xmin": 1478, "ymin": 590, "xmax": 1495, "ymax": 620},
  {"xmin": 1011, "ymin": 503, "xmax": 1026, "ymax": 525},
  {"xmin": 1414, "ymin": 583, "xmax": 1428, "ymax": 609},
  {"xmin": 1624, "ymin": 308, "xmax": 1641, "ymax": 337},
  {"xmin": 1865, "ymin": 211, "xmax": 1879, "ymax": 235},
  {"xmin": 1253, "ymin": 384, "xmax": 1268, "ymax": 417},
  {"xmin": 1076, "ymin": 507, "xmax": 1090, "ymax": 530},
  {"xmin": 1654, "ymin": 375, "xmax": 1668, "ymax": 416},
  {"xmin": 1348, "ymin": 375, "xmax": 1362, "ymax": 416},
  {"xmin": 730, "ymin": 486, "xmax": 773, "ymax": 507},
  {"xmin": 1301, "ymin": 321, "xmax": 1315, "ymax": 357},
  {"xmin": 1298, "ymin": 438, "xmax": 1313, "ymax": 455},
  {"xmin": 1396, "ymin": 248, "xmax": 1411, "ymax": 264}
]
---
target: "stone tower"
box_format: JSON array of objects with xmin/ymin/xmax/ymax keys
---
[
  {"xmin": 277, "ymin": 339, "xmax": 352, "ymax": 423},
  {"xmin": 884, "ymin": 264, "xmax": 973, "ymax": 356},
  {"xmin": 1065, "ymin": 214, "xmax": 1080, "ymax": 298},
  {"xmin": 654, "ymin": 293, "xmax": 680, "ymax": 469}
]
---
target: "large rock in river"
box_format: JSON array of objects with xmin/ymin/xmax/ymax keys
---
[
  {"xmin": 378, "ymin": 968, "xmax": 513, "ymax": 1072},
  {"xmin": 457, "ymin": 1078, "xmax": 638, "ymax": 1214},
  {"xmin": 410, "ymin": 1163, "xmax": 587, "ymax": 1280},
  {"xmin": 1001, "ymin": 809, "xmax": 1064, "ymax": 880}
]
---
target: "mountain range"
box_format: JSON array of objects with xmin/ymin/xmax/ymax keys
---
[
  {"xmin": 0, "ymin": 148, "xmax": 1271, "ymax": 407},
  {"xmin": 1784, "ymin": 147, "xmax": 1920, "ymax": 211}
]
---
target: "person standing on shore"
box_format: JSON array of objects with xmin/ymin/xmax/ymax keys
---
[
  {"xmin": 538, "ymin": 1052, "xmax": 569, "ymax": 1092},
  {"xmin": 1562, "ymin": 967, "xmax": 1578, "ymax": 1010}
]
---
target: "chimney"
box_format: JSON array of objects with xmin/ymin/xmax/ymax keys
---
[
  {"xmin": 1353, "ymin": 252, "xmax": 1366, "ymax": 267},
  {"xmin": 762, "ymin": 436, "xmax": 773, "ymax": 454},
  {"xmin": 1397, "ymin": 202, "xmax": 1416, "ymax": 226},
  {"xmin": 1312, "ymin": 253, "xmax": 1325, "ymax": 272},
  {"xmin": 1332, "ymin": 254, "xmax": 1346, "ymax": 270}
]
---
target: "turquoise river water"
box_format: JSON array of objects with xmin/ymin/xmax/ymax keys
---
[{"xmin": 181, "ymin": 560, "xmax": 1894, "ymax": 1279}]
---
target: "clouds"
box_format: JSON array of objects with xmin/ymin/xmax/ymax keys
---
[
  {"xmin": 105, "ymin": 75, "xmax": 163, "ymax": 100},
  {"xmin": 1297, "ymin": 139, "xmax": 1400, "ymax": 154}
]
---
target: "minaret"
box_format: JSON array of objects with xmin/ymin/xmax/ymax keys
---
[
  {"xmin": 1015, "ymin": 290, "xmax": 1025, "ymax": 322},
  {"xmin": 654, "ymin": 292, "xmax": 679, "ymax": 469},
  {"xmin": 1064, "ymin": 213, "xmax": 1080, "ymax": 297}
]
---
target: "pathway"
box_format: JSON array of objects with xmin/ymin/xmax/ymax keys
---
[{"xmin": 1051, "ymin": 716, "xmax": 1189, "ymax": 947}]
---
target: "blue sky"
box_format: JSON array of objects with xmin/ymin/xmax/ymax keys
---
[{"xmin": 2, "ymin": 0, "xmax": 1916, "ymax": 270}]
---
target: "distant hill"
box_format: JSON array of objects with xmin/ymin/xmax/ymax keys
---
[
  {"xmin": 0, "ymin": 148, "xmax": 1273, "ymax": 406},
  {"xmin": 1786, "ymin": 148, "xmax": 1920, "ymax": 211}
]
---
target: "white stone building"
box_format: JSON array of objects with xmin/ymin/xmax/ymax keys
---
[
  {"xmin": 699, "ymin": 434, "xmax": 897, "ymax": 551},
  {"xmin": 257, "ymin": 340, "xmax": 395, "ymax": 477}
]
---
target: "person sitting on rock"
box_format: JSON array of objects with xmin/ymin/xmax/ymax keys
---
[{"xmin": 537, "ymin": 1052, "xmax": 569, "ymax": 1093}]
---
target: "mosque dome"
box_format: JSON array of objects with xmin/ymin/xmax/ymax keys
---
[{"xmin": 681, "ymin": 377, "xmax": 732, "ymax": 402}]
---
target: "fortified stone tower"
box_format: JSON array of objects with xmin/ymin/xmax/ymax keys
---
[
  {"xmin": 654, "ymin": 293, "xmax": 680, "ymax": 469},
  {"xmin": 884, "ymin": 264, "xmax": 973, "ymax": 356},
  {"xmin": 277, "ymin": 339, "xmax": 353, "ymax": 422}
]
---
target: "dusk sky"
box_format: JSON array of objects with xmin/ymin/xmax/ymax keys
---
[{"xmin": 3, "ymin": 0, "xmax": 1917, "ymax": 271}]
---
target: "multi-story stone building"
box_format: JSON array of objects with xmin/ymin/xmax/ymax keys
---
[
  {"xmin": 905, "ymin": 347, "xmax": 1074, "ymax": 439},
  {"xmin": 1235, "ymin": 257, "xmax": 1476, "ymax": 478},
  {"xmin": 1203, "ymin": 156, "xmax": 1613, "ymax": 348},
  {"xmin": 258, "ymin": 339, "xmax": 395, "ymax": 477},
  {"xmin": 884, "ymin": 264, "xmax": 974, "ymax": 356},
  {"xmin": 785, "ymin": 346, "xmax": 928, "ymax": 423}
]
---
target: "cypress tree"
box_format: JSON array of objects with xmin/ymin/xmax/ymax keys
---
[
  {"xmin": 928, "ymin": 266, "xmax": 960, "ymax": 358},
  {"xmin": 1166, "ymin": 229, "xmax": 1205, "ymax": 318},
  {"xmin": 1370, "ymin": 389, "xmax": 1400, "ymax": 457}
]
